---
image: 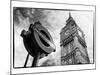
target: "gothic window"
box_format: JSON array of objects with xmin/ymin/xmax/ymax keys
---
[{"xmin": 78, "ymin": 30, "xmax": 82, "ymax": 38}]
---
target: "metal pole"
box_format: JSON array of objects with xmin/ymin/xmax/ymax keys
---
[
  {"xmin": 24, "ymin": 53, "xmax": 29, "ymax": 68},
  {"xmin": 31, "ymin": 52, "xmax": 40, "ymax": 67}
]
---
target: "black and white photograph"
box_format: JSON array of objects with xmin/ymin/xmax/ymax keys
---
[{"xmin": 11, "ymin": 1, "xmax": 96, "ymax": 74}]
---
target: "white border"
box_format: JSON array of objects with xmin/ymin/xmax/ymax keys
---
[{"xmin": 11, "ymin": 1, "xmax": 96, "ymax": 74}]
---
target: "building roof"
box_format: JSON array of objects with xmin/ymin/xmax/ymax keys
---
[{"xmin": 60, "ymin": 13, "xmax": 76, "ymax": 34}]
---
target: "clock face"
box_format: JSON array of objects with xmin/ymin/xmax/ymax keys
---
[{"xmin": 65, "ymin": 30, "xmax": 70, "ymax": 36}]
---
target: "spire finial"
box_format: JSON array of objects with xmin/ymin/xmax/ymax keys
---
[{"xmin": 69, "ymin": 12, "xmax": 71, "ymax": 18}]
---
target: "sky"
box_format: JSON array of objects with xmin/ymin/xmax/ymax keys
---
[{"xmin": 14, "ymin": 8, "xmax": 94, "ymax": 67}]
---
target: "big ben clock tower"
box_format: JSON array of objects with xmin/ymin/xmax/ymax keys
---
[{"xmin": 60, "ymin": 13, "xmax": 90, "ymax": 65}]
